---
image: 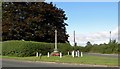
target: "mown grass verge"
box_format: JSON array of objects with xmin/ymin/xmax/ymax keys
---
[{"xmin": 2, "ymin": 54, "xmax": 118, "ymax": 66}]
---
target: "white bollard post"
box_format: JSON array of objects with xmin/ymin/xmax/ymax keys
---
[
  {"xmin": 68, "ymin": 51, "xmax": 70, "ymax": 55},
  {"xmin": 60, "ymin": 52, "xmax": 62, "ymax": 58},
  {"xmin": 77, "ymin": 50, "xmax": 80, "ymax": 57},
  {"xmin": 36, "ymin": 52, "xmax": 39, "ymax": 57},
  {"xmin": 75, "ymin": 51, "xmax": 78, "ymax": 57},
  {"xmin": 39, "ymin": 53, "xmax": 42, "ymax": 59},
  {"xmin": 72, "ymin": 51, "xmax": 75, "ymax": 58},
  {"xmin": 81, "ymin": 52, "xmax": 83, "ymax": 57},
  {"xmin": 39, "ymin": 53, "xmax": 42, "ymax": 57},
  {"xmin": 47, "ymin": 52, "xmax": 50, "ymax": 57}
]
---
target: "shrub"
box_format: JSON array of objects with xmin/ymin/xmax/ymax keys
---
[
  {"xmin": 2, "ymin": 40, "xmax": 71, "ymax": 57},
  {"xmin": 88, "ymin": 43, "xmax": 119, "ymax": 54}
]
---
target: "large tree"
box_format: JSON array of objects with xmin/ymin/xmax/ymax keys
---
[{"xmin": 2, "ymin": 2, "xmax": 69, "ymax": 43}]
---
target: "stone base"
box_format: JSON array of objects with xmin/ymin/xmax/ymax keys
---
[{"xmin": 51, "ymin": 52, "xmax": 60, "ymax": 56}]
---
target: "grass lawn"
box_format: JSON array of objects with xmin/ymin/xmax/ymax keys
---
[{"xmin": 2, "ymin": 54, "xmax": 118, "ymax": 66}]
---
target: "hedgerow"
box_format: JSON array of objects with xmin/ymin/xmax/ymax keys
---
[{"xmin": 2, "ymin": 40, "xmax": 71, "ymax": 57}]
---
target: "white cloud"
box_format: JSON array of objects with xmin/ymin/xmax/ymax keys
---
[{"xmin": 68, "ymin": 27, "xmax": 118, "ymax": 46}]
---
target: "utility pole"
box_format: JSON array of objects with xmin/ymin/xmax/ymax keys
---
[
  {"xmin": 74, "ymin": 31, "xmax": 77, "ymax": 46},
  {"xmin": 110, "ymin": 31, "xmax": 112, "ymax": 43}
]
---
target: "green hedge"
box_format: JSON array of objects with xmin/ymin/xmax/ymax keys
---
[
  {"xmin": 88, "ymin": 43, "xmax": 119, "ymax": 54},
  {"xmin": 2, "ymin": 40, "xmax": 119, "ymax": 57},
  {"xmin": 2, "ymin": 40, "xmax": 71, "ymax": 57}
]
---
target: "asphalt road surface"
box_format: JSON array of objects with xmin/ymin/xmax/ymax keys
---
[{"xmin": 2, "ymin": 59, "xmax": 108, "ymax": 67}]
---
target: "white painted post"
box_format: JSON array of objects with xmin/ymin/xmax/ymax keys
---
[
  {"xmin": 75, "ymin": 51, "xmax": 78, "ymax": 57},
  {"xmin": 47, "ymin": 52, "xmax": 50, "ymax": 57},
  {"xmin": 39, "ymin": 53, "xmax": 42, "ymax": 57},
  {"xmin": 77, "ymin": 50, "xmax": 80, "ymax": 57},
  {"xmin": 60, "ymin": 52, "xmax": 62, "ymax": 58},
  {"xmin": 72, "ymin": 51, "xmax": 75, "ymax": 58},
  {"xmin": 36, "ymin": 52, "xmax": 39, "ymax": 57},
  {"xmin": 81, "ymin": 52, "xmax": 83, "ymax": 57},
  {"xmin": 39, "ymin": 53, "xmax": 42, "ymax": 59},
  {"xmin": 68, "ymin": 51, "xmax": 69, "ymax": 55}
]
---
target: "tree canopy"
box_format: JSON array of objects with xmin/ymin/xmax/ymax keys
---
[{"xmin": 2, "ymin": 2, "xmax": 69, "ymax": 43}]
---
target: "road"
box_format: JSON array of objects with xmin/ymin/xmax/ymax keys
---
[{"xmin": 2, "ymin": 59, "xmax": 108, "ymax": 67}]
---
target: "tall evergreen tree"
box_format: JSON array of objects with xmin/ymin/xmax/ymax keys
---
[{"xmin": 2, "ymin": 2, "xmax": 69, "ymax": 43}]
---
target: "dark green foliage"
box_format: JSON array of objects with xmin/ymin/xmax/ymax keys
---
[
  {"xmin": 83, "ymin": 41, "xmax": 93, "ymax": 52},
  {"xmin": 86, "ymin": 41, "xmax": 92, "ymax": 46},
  {"xmin": 2, "ymin": 40, "xmax": 119, "ymax": 57},
  {"xmin": 57, "ymin": 43, "xmax": 72, "ymax": 55},
  {"xmin": 2, "ymin": 40, "xmax": 52, "ymax": 56},
  {"xmin": 72, "ymin": 46, "xmax": 84, "ymax": 52},
  {"xmin": 83, "ymin": 40, "xmax": 119, "ymax": 54},
  {"xmin": 2, "ymin": 40, "xmax": 71, "ymax": 57},
  {"xmin": 84, "ymin": 46, "xmax": 93, "ymax": 52},
  {"xmin": 2, "ymin": 2, "xmax": 69, "ymax": 43},
  {"xmin": 118, "ymin": 44, "xmax": 120, "ymax": 54}
]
